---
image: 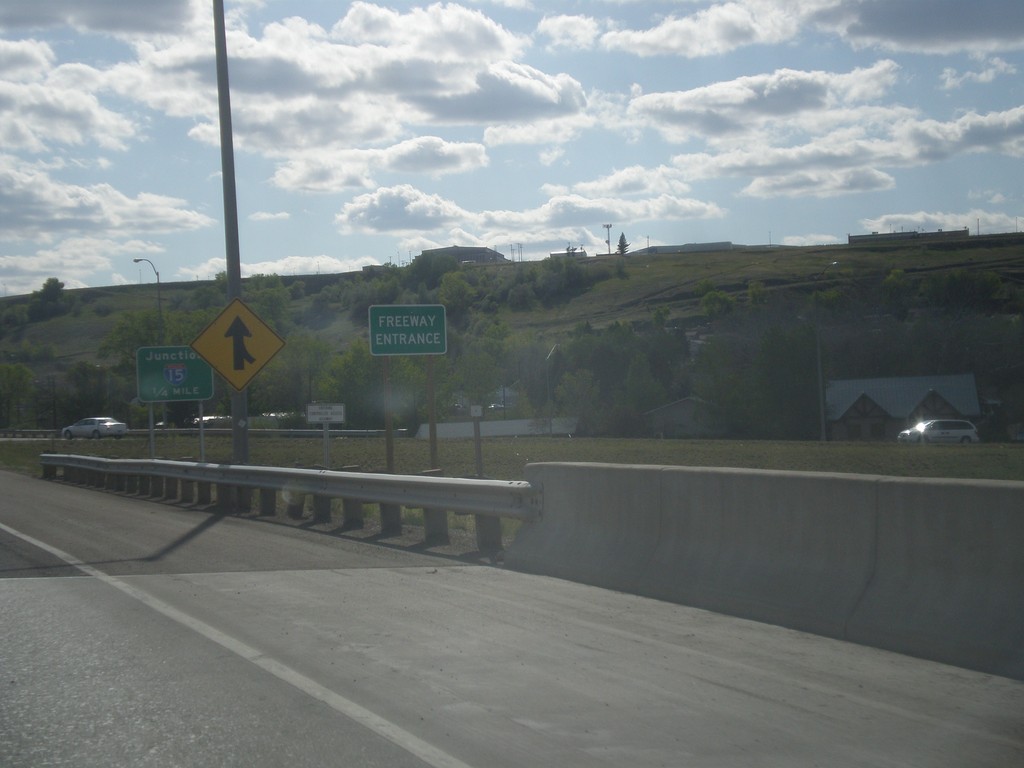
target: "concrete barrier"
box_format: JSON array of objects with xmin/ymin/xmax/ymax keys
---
[
  {"xmin": 847, "ymin": 477, "xmax": 1024, "ymax": 678},
  {"xmin": 507, "ymin": 463, "xmax": 1024, "ymax": 680}
]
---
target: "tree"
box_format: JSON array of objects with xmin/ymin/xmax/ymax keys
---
[
  {"xmin": 701, "ymin": 290, "xmax": 735, "ymax": 318},
  {"xmin": 616, "ymin": 233, "xmax": 630, "ymax": 255},
  {"xmin": 0, "ymin": 363, "xmax": 32, "ymax": 427},
  {"xmin": 28, "ymin": 278, "xmax": 69, "ymax": 321},
  {"xmin": 438, "ymin": 271, "xmax": 474, "ymax": 321},
  {"xmin": 624, "ymin": 352, "xmax": 667, "ymax": 412},
  {"xmin": 250, "ymin": 331, "xmax": 334, "ymax": 415},
  {"xmin": 555, "ymin": 370, "xmax": 600, "ymax": 434},
  {"xmin": 63, "ymin": 362, "xmax": 111, "ymax": 419},
  {"xmin": 752, "ymin": 325, "xmax": 818, "ymax": 439}
]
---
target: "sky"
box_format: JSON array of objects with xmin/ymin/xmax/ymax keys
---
[{"xmin": 2, "ymin": 0, "xmax": 1023, "ymax": 297}]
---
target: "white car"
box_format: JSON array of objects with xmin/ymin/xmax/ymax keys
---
[
  {"xmin": 62, "ymin": 417, "xmax": 127, "ymax": 440},
  {"xmin": 897, "ymin": 419, "xmax": 979, "ymax": 444}
]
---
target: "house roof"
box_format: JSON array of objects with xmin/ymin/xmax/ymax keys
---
[{"xmin": 826, "ymin": 374, "xmax": 981, "ymax": 420}]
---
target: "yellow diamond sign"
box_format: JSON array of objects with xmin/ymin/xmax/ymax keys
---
[{"xmin": 190, "ymin": 298, "xmax": 285, "ymax": 391}]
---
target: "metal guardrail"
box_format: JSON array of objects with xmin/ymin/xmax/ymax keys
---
[
  {"xmin": 3, "ymin": 428, "xmax": 405, "ymax": 439},
  {"xmin": 39, "ymin": 454, "xmax": 541, "ymax": 551},
  {"xmin": 0, "ymin": 429, "xmax": 55, "ymax": 439}
]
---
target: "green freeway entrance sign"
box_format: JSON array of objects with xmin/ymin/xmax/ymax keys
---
[
  {"xmin": 136, "ymin": 346, "xmax": 215, "ymax": 403},
  {"xmin": 368, "ymin": 304, "xmax": 447, "ymax": 356}
]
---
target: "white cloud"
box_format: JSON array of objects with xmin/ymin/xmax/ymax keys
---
[
  {"xmin": 814, "ymin": 0, "xmax": 1024, "ymax": 54},
  {"xmin": 2, "ymin": 237, "xmax": 165, "ymax": 296},
  {"xmin": 336, "ymin": 181, "xmax": 724, "ymax": 245},
  {"xmin": 941, "ymin": 57, "xmax": 1017, "ymax": 89},
  {"xmin": 742, "ymin": 166, "xmax": 896, "ymax": 198},
  {"xmin": 337, "ymin": 184, "xmax": 470, "ymax": 235},
  {"xmin": 630, "ymin": 61, "xmax": 902, "ymax": 142},
  {"xmin": 573, "ymin": 165, "xmax": 693, "ymax": 198},
  {"xmin": 0, "ymin": 40, "xmax": 136, "ymax": 154},
  {"xmin": 0, "ymin": 155, "xmax": 214, "ymax": 242},
  {"xmin": 0, "ymin": 39, "xmax": 56, "ymax": 81},
  {"xmin": 272, "ymin": 137, "xmax": 489, "ymax": 193},
  {"xmin": 859, "ymin": 208, "xmax": 1013, "ymax": 235},
  {"xmin": 601, "ymin": 1, "xmax": 809, "ymax": 58},
  {"xmin": 537, "ymin": 15, "xmax": 602, "ymax": 50},
  {"xmin": 0, "ymin": 0, "xmax": 194, "ymax": 35},
  {"xmin": 782, "ymin": 233, "xmax": 843, "ymax": 246}
]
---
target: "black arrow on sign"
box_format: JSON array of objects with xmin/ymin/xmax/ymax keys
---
[{"xmin": 225, "ymin": 316, "xmax": 257, "ymax": 371}]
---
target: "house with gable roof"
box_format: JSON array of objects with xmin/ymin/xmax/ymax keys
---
[{"xmin": 825, "ymin": 373, "xmax": 982, "ymax": 441}]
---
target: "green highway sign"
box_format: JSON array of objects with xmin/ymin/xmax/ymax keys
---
[
  {"xmin": 136, "ymin": 346, "xmax": 215, "ymax": 403},
  {"xmin": 368, "ymin": 304, "xmax": 447, "ymax": 356}
]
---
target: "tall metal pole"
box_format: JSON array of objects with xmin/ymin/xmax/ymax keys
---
[
  {"xmin": 814, "ymin": 261, "xmax": 839, "ymax": 443},
  {"xmin": 815, "ymin": 324, "xmax": 826, "ymax": 442},
  {"xmin": 212, "ymin": 0, "xmax": 248, "ymax": 463},
  {"xmin": 134, "ymin": 257, "xmax": 167, "ymax": 433},
  {"xmin": 132, "ymin": 258, "xmax": 163, "ymax": 342}
]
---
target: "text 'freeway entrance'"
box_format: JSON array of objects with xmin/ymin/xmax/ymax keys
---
[{"xmin": 368, "ymin": 304, "xmax": 447, "ymax": 356}]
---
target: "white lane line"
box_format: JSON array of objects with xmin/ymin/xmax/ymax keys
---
[{"xmin": 0, "ymin": 521, "xmax": 476, "ymax": 768}]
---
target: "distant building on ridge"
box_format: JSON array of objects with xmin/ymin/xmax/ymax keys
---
[{"xmin": 419, "ymin": 246, "xmax": 509, "ymax": 264}]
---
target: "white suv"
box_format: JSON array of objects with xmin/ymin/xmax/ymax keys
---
[{"xmin": 897, "ymin": 419, "xmax": 979, "ymax": 444}]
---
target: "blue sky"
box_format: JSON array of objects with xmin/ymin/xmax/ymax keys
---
[{"xmin": 2, "ymin": 0, "xmax": 1023, "ymax": 296}]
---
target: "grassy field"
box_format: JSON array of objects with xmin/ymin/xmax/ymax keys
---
[{"xmin": 3, "ymin": 433, "xmax": 1023, "ymax": 482}]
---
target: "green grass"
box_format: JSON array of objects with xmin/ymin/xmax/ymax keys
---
[{"xmin": 5, "ymin": 434, "xmax": 1023, "ymax": 482}]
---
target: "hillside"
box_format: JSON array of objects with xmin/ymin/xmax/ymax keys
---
[
  {"xmin": 2, "ymin": 233, "xmax": 1024, "ymax": 439},
  {"xmin": 4, "ymin": 233, "xmax": 1024, "ymax": 369}
]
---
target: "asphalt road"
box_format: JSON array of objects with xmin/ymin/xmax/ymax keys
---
[{"xmin": 1, "ymin": 469, "xmax": 1021, "ymax": 767}]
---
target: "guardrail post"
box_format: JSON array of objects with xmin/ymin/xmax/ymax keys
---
[
  {"xmin": 420, "ymin": 469, "xmax": 449, "ymax": 545},
  {"xmin": 179, "ymin": 478, "xmax": 195, "ymax": 505},
  {"xmin": 380, "ymin": 503, "xmax": 402, "ymax": 536},
  {"xmin": 139, "ymin": 474, "xmax": 151, "ymax": 496},
  {"xmin": 312, "ymin": 495, "xmax": 332, "ymax": 524},
  {"xmin": 286, "ymin": 493, "xmax": 306, "ymax": 519},
  {"xmin": 215, "ymin": 484, "xmax": 251, "ymax": 514},
  {"xmin": 125, "ymin": 473, "xmax": 139, "ymax": 494},
  {"xmin": 258, "ymin": 488, "xmax": 277, "ymax": 516},
  {"xmin": 342, "ymin": 498, "xmax": 363, "ymax": 530},
  {"xmin": 474, "ymin": 514, "xmax": 503, "ymax": 553},
  {"xmin": 374, "ymin": 468, "xmax": 401, "ymax": 535},
  {"xmin": 196, "ymin": 480, "xmax": 212, "ymax": 506},
  {"xmin": 237, "ymin": 487, "xmax": 253, "ymax": 514},
  {"xmin": 150, "ymin": 475, "xmax": 165, "ymax": 499}
]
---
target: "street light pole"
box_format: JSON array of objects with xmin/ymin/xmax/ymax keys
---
[
  {"xmin": 135, "ymin": 257, "xmax": 166, "ymax": 445},
  {"xmin": 133, "ymin": 258, "xmax": 163, "ymax": 342}
]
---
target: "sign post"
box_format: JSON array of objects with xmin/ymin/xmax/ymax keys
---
[
  {"xmin": 368, "ymin": 305, "xmax": 447, "ymax": 471},
  {"xmin": 471, "ymin": 404, "xmax": 484, "ymax": 477},
  {"xmin": 306, "ymin": 403, "xmax": 346, "ymax": 468}
]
